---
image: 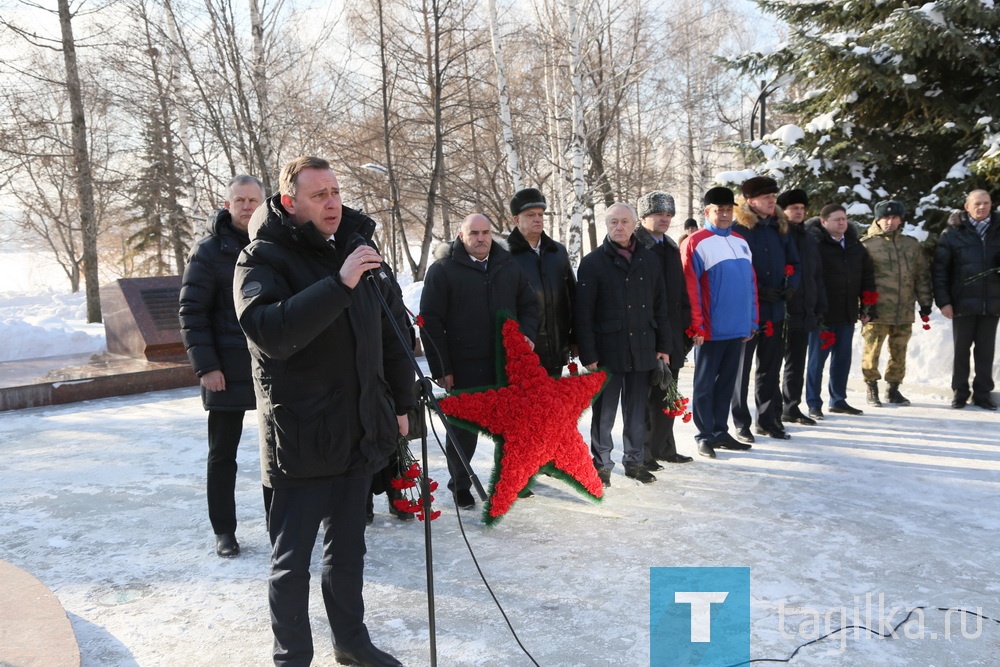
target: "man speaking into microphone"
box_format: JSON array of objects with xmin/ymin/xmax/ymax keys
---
[{"xmin": 235, "ymin": 156, "xmax": 414, "ymax": 667}]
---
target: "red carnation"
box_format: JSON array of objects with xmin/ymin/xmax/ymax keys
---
[
  {"xmin": 784, "ymin": 264, "xmax": 795, "ymax": 277},
  {"xmin": 682, "ymin": 412, "xmax": 693, "ymax": 423},
  {"xmin": 762, "ymin": 320, "xmax": 774, "ymax": 337},
  {"xmin": 921, "ymin": 315, "xmax": 931, "ymax": 330},
  {"xmin": 567, "ymin": 361, "xmax": 579, "ymax": 376},
  {"xmin": 414, "ymin": 315, "xmax": 425, "ymax": 328},
  {"xmin": 861, "ymin": 291, "xmax": 879, "ymax": 306}
]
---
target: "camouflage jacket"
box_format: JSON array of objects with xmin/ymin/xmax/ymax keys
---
[{"xmin": 860, "ymin": 224, "xmax": 932, "ymax": 324}]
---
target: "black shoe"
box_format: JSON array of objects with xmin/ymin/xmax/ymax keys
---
[
  {"xmin": 334, "ymin": 642, "xmax": 403, "ymax": 667},
  {"xmin": 664, "ymin": 453, "xmax": 694, "ymax": 464},
  {"xmin": 713, "ymin": 432, "xmax": 752, "ymax": 451},
  {"xmin": 783, "ymin": 411, "xmax": 817, "ymax": 426},
  {"xmin": 624, "ymin": 465, "xmax": 657, "ymax": 484},
  {"xmin": 886, "ymin": 383, "xmax": 910, "ymax": 406},
  {"xmin": 829, "ymin": 403, "xmax": 863, "ymax": 415},
  {"xmin": 643, "ymin": 459, "xmax": 665, "ymax": 472},
  {"xmin": 454, "ymin": 489, "xmax": 476, "ymax": 509},
  {"xmin": 698, "ymin": 442, "xmax": 716, "ymax": 458},
  {"xmin": 596, "ymin": 467, "xmax": 612, "ymax": 487},
  {"xmin": 734, "ymin": 427, "xmax": 755, "ymax": 444},
  {"xmin": 973, "ymin": 397, "xmax": 998, "ymax": 411},
  {"xmin": 215, "ymin": 533, "xmax": 240, "ymax": 558},
  {"xmin": 951, "ymin": 396, "xmax": 967, "ymax": 409},
  {"xmin": 807, "ymin": 406, "xmax": 825, "ymax": 420},
  {"xmin": 755, "ymin": 426, "xmax": 791, "ymax": 440}
]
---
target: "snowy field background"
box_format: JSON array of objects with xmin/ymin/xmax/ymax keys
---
[{"xmin": 2, "ymin": 239, "xmax": 999, "ymax": 666}]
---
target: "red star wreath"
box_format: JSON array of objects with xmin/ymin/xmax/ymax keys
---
[{"xmin": 438, "ymin": 317, "xmax": 608, "ymax": 525}]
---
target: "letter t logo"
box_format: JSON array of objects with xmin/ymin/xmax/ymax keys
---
[{"xmin": 674, "ymin": 591, "xmax": 729, "ymax": 642}]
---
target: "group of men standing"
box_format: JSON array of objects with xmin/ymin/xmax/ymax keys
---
[{"xmin": 177, "ymin": 156, "xmax": 999, "ymax": 666}]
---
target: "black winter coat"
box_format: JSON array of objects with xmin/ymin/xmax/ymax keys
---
[
  {"xmin": 733, "ymin": 201, "xmax": 801, "ymax": 325},
  {"xmin": 507, "ymin": 227, "xmax": 575, "ymax": 373},
  {"xmin": 634, "ymin": 225, "xmax": 690, "ymax": 369},
  {"xmin": 807, "ymin": 219, "xmax": 875, "ymax": 326},
  {"xmin": 234, "ymin": 196, "xmax": 415, "ymax": 488},
  {"xmin": 785, "ymin": 222, "xmax": 824, "ymax": 332},
  {"xmin": 575, "ymin": 235, "xmax": 671, "ymax": 373},
  {"xmin": 932, "ymin": 211, "xmax": 1000, "ymax": 317},
  {"xmin": 419, "ymin": 239, "xmax": 539, "ymax": 390},
  {"xmin": 179, "ymin": 209, "xmax": 255, "ymax": 411}
]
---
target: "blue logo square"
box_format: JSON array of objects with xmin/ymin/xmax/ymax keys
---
[{"xmin": 650, "ymin": 567, "xmax": 750, "ymax": 666}]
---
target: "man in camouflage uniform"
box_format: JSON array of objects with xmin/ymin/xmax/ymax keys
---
[{"xmin": 859, "ymin": 200, "xmax": 933, "ymax": 406}]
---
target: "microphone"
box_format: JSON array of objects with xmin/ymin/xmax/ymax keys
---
[{"xmin": 346, "ymin": 232, "xmax": 391, "ymax": 285}]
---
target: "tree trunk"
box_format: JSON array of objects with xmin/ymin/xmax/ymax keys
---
[
  {"xmin": 57, "ymin": 0, "xmax": 101, "ymax": 323},
  {"xmin": 248, "ymin": 0, "xmax": 274, "ymax": 190},
  {"xmin": 566, "ymin": 0, "xmax": 586, "ymax": 265},
  {"xmin": 487, "ymin": 0, "xmax": 522, "ymax": 191}
]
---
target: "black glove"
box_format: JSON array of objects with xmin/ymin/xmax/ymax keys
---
[
  {"xmin": 780, "ymin": 286, "xmax": 797, "ymax": 302},
  {"xmin": 758, "ymin": 286, "xmax": 781, "ymax": 303},
  {"xmin": 919, "ymin": 305, "xmax": 932, "ymax": 318}
]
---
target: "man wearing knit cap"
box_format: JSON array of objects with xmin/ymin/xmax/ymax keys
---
[
  {"xmin": 775, "ymin": 188, "xmax": 825, "ymax": 425},
  {"xmin": 682, "ymin": 186, "xmax": 758, "ymax": 459},
  {"xmin": 507, "ymin": 188, "xmax": 576, "ymax": 378},
  {"xmin": 634, "ymin": 191, "xmax": 694, "ymax": 467},
  {"xmin": 731, "ymin": 176, "xmax": 801, "ymax": 443},
  {"xmin": 860, "ymin": 200, "xmax": 933, "ymax": 407}
]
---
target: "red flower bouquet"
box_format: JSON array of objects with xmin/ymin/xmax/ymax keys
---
[
  {"xmin": 861, "ymin": 290, "xmax": 879, "ymax": 319},
  {"xmin": 391, "ymin": 440, "xmax": 440, "ymax": 521},
  {"xmin": 662, "ymin": 377, "xmax": 692, "ymax": 423},
  {"xmin": 819, "ymin": 329, "xmax": 837, "ymax": 350}
]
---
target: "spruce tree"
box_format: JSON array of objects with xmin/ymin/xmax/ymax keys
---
[{"xmin": 732, "ymin": 0, "xmax": 1000, "ymax": 232}]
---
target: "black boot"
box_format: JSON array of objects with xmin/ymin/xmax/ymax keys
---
[
  {"xmin": 886, "ymin": 382, "xmax": 910, "ymax": 406},
  {"xmin": 866, "ymin": 381, "xmax": 882, "ymax": 407}
]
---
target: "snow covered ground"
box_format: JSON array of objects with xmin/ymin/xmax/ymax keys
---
[{"xmin": 2, "ymin": 243, "xmax": 999, "ymax": 666}]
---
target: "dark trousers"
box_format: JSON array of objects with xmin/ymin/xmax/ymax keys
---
[
  {"xmin": 952, "ymin": 314, "xmax": 999, "ymax": 401},
  {"xmin": 645, "ymin": 366, "xmax": 682, "ymax": 461},
  {"xmin": 207, "ymin": 410, "xmax": 245, "ymax": 535},
  {"xmin": 268, "ymin": 476, "xmax": 371, "ymax": 667},
  {"xmin": 692, "ymin": 339, "xmax": 743, "ymax": 444},
  {"xmin": 781, "ymin": 328, "xmax": 809, "ymax": 416},
  {"xmin": 731, "ymin": 321, "xmax": 785, "ymax": 431},
  {"xmin": 445, "ymin": 426, "xmax": 479, "ymax": 493},
  {"xmin": 591, "ymin": 370, "xmax": 650, "ymax": 471}
]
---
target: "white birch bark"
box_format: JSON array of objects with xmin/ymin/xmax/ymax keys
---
[
  {"xmin": 566, "ymin": 0, "xmax": 586, "ymax": 266},
  {"xmin": 487, "ymin": 0, "xmax": 523, "ymax": 191}
]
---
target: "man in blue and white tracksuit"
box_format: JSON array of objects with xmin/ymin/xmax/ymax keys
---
[{"xmin": 681, "ymin": 186, "xmax": 758, "ymax": 459}]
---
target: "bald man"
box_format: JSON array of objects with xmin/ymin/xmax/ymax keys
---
[
  {"xmin": 419, "ymin": 213, "xmax": 539, "ymax": 507},
  {"xmin": 933, "ymin": 189, "xmax": 1000, "ymax": 410}
]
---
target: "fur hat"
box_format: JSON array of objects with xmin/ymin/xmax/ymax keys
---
[
  {"xmin": 637, "ymin": 191, "xmax": 676, "ymax": 218},
  {"xmin": 510, "ymin": 188, "xmax": 547, "ymax": 215},
  {"xmin": 703, "ymin": 186, "xmax": 736, "ymax": 207},
  {"xmin": 874, "ymin": 200, "xmax": 905, "ymax": 220},
  {"xmin": 776, "ymin": 189, "xmax": 809, "ymax": 209},
  {"xmin": 741, "ymin": 176, "xmax": 779, "ymax": 199}
]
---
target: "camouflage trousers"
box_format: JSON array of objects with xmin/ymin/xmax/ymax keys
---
[{"xmin": 861, "ymin": 322, "xmax": 913, "ymax": 383}]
